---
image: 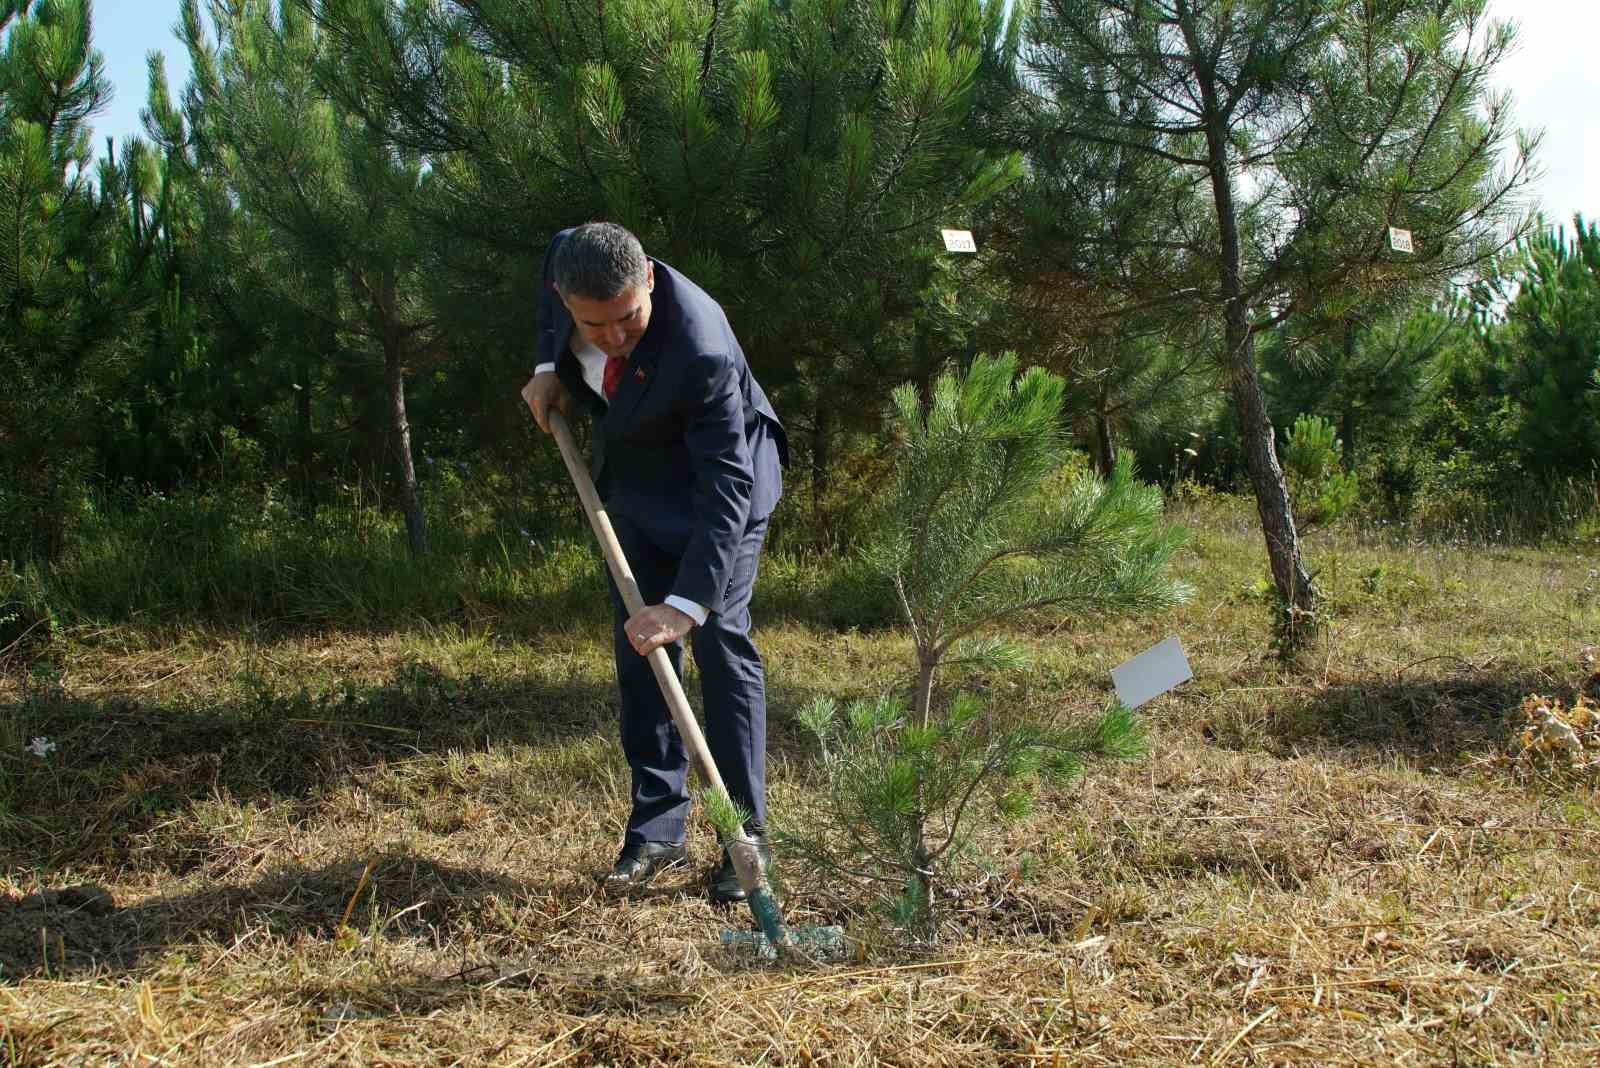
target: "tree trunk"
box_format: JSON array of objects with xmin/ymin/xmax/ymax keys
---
[
  {"xmin": 912, "ymin": 829, "xmax": 934, "ymax": 932},
  {"xmin": 1093, "ymin": 389, "xmax": 1116, "ymax": 477},
  {"xmin": 299, "ymin": 265, "xmax": 336, "ymax": 503},
  {"xmin": 912, "ymin": 324, "xmax": 935, "ymax": 410},
  {"xmin": 911, "ymin": 651, "xmax": 938, "ymax": 931},
  {"xmin": 296, "ymin": 357, "xmax": 313, "ymax": 495},
  {"xmin": 34, "ymin": 457, "xmax": 68, "ymax": 561},
  {"xmin": 1203, "ymin": 113, "xmax": 1315, "ymax": 619},
  {"xmin": 1341, "ymin": 402, "xmax": 1356, "ymax": 473},
  {"xmin": 384, "ymin": 342, "xmax": 427, "ymax": 556},
  {"xmin": 811, "ymin": 396, "xmax": 831, "ymax": 509},
  {"xmin": 913, "ymin": 654, "xmax": 936, "ymax": 728},
  {"xmin": 1340, "ymin": 323, "xmax": 1357, "ymax": 471},
  {"xmin": 1227, "ymin": 348, "xmax": 1314, "ymax": 613}
]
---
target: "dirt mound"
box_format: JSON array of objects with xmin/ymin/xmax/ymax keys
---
[{"xmin": 1, "ymin": 884, "xmax": 124, "ymax": 977}]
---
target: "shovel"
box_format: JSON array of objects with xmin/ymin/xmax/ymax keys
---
[{"xmin": 546, "ymin": 410, "xmax": 845, "ymax": 959}]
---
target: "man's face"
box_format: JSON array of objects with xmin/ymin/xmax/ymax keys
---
[{"xmin": 562, "ymin": 261, "xmax": 654, "ymax": 361}]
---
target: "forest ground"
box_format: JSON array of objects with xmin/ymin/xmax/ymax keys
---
[{"xmin": 3, "ymin": 495, "xmax": 1598, "ymax": 1065}]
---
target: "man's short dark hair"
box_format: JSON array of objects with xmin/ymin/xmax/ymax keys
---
[{"xmin": 552, "ymin": 222, "xmax": 649, "ymax": 300}]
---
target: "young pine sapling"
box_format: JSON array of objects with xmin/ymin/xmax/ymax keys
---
[{"xmin": 780, "ymin": 353, "xmax": 1190, "ymax": 936}]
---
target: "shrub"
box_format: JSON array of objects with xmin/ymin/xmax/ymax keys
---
[{"xmin": 1282, "ymin": 414, "xmax": 1359, "ymax": 527}]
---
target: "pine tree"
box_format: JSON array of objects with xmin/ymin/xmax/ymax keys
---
[
  {"xmin": 88, "ymin": 79, "xmax": 217, "ymax": 489},
  {"xmin": 1260, "ymin": 297, "xmax": 1460, "ymax": 476},
  {"xmin": 991, "ymin": 47, "xmax": 1217, "ymax": 476},
  {"xmin": 1279, "ymin": 413, "xmax": 1358, "ymax": 527},
  {"xmin": 0, "ymin": 0, "xmax": 123, "ymax": 556},
  {"xmin": 1026, "ymin": 0, "xmax": 1536, "ymax": 637},
  {"xmin": 781, "ymin": 353, "xmax": 1188, "ymax": 936},
  {"xmin": 177, "ymin": 0, "xmax": 440, "ymax": 554},
  {"xmin": 1481, "ymin": 216, "xmax": 1600, "ymax": 478},
  {"xmin": 138, "ymin": 48, "xmax": 341, "ymax": 495},
  {"xmin": 299, "ymin": 0, "xmax": 1026, "ymax": 519}
]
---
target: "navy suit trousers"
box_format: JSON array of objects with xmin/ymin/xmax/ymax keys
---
[{"xmin": 606, "ymin": 513, "xmax": 769, "ymax": 845}]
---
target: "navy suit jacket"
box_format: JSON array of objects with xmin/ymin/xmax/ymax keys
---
[{"xmin": 536, "ymin": 229, "xmax": 787, "ymax": 615}]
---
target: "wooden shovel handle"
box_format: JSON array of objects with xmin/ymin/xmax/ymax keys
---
[{"xmin": 546, "ymin": 410, "xmax": 731, "ymax": 801}]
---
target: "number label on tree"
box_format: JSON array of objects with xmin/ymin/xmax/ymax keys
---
[
  {"xmin": 1388, "ymin": 227, "xmax": 1415, "ymax": 254},
  {"xmin": 941, "ymin": 228, "xmax": 977, "ymax": 253}
]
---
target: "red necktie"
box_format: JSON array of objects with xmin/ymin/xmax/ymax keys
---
[{"xmin": 602, "ymin": 354, "xmax": 626, "ymax": 399}]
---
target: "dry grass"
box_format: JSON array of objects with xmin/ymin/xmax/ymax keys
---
[{"xmin": 3, "ymin": 501, "xmax": 1599, "ymax": 1065}]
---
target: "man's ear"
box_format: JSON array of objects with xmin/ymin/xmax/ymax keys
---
[{"xmin": 645, "ymin": 261, "xmax": 655, "ymax": 293}]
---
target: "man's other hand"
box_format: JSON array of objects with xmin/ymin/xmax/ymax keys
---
[
  {"xmin": 624, "ymin": 604, "xmax": 695, "ymax": 656},
  {"xmin": 521, "ymin": 372, "xmax": 571, "ymax": 434}
]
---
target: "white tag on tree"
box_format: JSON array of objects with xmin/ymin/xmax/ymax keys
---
[
  {"xmin": 941, "ymin": 228, "xmax": 977, "ymax": 253},
  {"xmin": 1111, "ymin": 636, "xmax": 1193, "ymax": 709},
  {"xmin": 1388, "ymin": 227, "xmax": 1414, "ymax": 254}
]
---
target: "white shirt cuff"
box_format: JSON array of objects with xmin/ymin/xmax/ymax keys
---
[
  {"xmin": 534, "ymin": 362, "xmax": 556, "ymax": 376},
  {"xmin": 664, "ymin": 595, "xmax": 707, "ymax": 626}
]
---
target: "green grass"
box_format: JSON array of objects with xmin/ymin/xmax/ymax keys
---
[{"xmin": 1, "ymin": 490, "xmax": 1598, "ymax": 1064}]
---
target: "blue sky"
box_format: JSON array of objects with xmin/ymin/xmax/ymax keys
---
[
  {"xmin": 88, "ymin": 0, "xmax": 1596, "ymax": 227},
  {"xmin": 91, "ymin": 1, "xmax": 190, "ymax": 154}
]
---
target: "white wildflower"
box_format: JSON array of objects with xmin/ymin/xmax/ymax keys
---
[{"xmin": 25, "ymin": 737, "xmax": 57, "ymax": 758}]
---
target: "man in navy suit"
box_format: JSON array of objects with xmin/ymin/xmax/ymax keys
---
[{"xmin": 521, "ymin": 222, "xmax": 786, "ymax": 904}]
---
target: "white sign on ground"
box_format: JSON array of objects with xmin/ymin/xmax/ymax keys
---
[
  {"xmin": 1388, "ymin": 227, "xmax": 1414, "ymax": 254},
  {"xmin": 1111, "ymin": 635, "xmax": 1193, "ymax": 709},
  {"xmin": 941, "ymin": 228, "xmax": 977, "ymax": 253}
]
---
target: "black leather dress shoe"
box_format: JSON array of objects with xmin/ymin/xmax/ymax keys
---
[
  {"xmin": 602, "ymin": 841, "xmax": 687, "ymax": 892},
  {"xmin": 709, "ymin": 838, "xmax": 773, "ymax": 905}
]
